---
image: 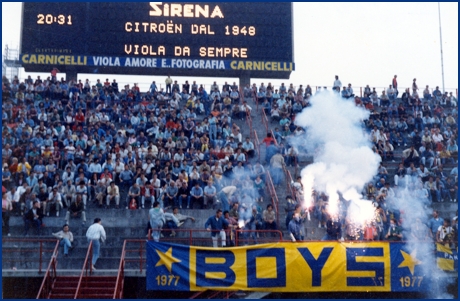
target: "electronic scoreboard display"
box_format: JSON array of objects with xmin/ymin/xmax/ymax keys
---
[{"xmin": 20, "ymin": 2, "xmax": 294, "ymax": 78}]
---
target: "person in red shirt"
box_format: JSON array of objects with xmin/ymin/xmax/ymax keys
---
[
  {"xmin": 260, "ymin": 133, "xmax": 275, "ymax": 147},
  {"xmin": 104, "ymin": 78, "xmax": 110, "ymax": 89},
  {"xmin": 75, "ymin": 109, "xmax": 85, "ymax": 126},
  {"xmin": 165, "ymin": 118, "xmax": 178, "ymax": 130},
  {"xmin": 51, "ymin": 67, "xmax": 60, "ymax": 82}
]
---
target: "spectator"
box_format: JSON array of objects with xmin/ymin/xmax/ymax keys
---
[
  {"xmin": 52, "ymin": 224, "xmax": 74, "ymax": 257},
  {"xmin": 23, "ymin": 200, "xmax": 44, "ymax": 236},
  {"xmin": 2, "ymin": 193, "xmax": 12, "ymax": 236},
  {"xmin": 263, "ymin": 204, "xmax": 277, "ymax": 232},
  {"xmin": 436, "ymin": 219, "xmax": 453, "ymax": 246},
  {"xmin": 205, "ymin": 209, "xmax": 228, "ymax": 248},
  {"xmin": 106, "ymin": 181, "xmax": 120, "ymax": 209},
  {"xmin": 410, "ymin": 217, "xmax": 431, "ymax": 241},
  {"xmin": 333, "ymin": 75, "xmax": 342, "ymax": 92},
  {"xmin": 86, "ymin": 217, "xmax": 106, "ymax": 270},
  {"xmin": 288, "ymin": 212, "xmax": 304, "ymax": 241},
  {"xmin": 65, "ymin": 195, "xmax": 86, "ymax": 226},
  {"xmin": 428, "ymin": 210, "xmax": 444, "ymax": 238},
  {"xmin": 270, "ymin": 152, "xmax": 285, "ymax": 187},
  {"xmin": 126, "ymin": 182, "xmax": 141, "ymax": 209},
  {"xmin": 204, "ymin": 181, "xmax": 217, "ymax": 209},
  {"xmin": 322, "ymin": 214, "xmax": 343, "ymax": 241},
  {"xmin": 385, "ymin": 218, "xmax": 402, "ymax": 241}
]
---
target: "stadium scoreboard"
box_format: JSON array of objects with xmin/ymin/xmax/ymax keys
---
[{"xmin": 20, "ymin": 2, "xmax": 294, "ymax": 78}]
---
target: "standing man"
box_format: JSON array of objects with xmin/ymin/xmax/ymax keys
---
[
  {"xmin": 24, "ymin": 201, "xmax": 44, "ymax": 236},
  {"xmin": 289, "ymin": 213, "xmax": 303, "ymax": 241},
  {"xmin": 392, "ymin": 75, "xmax": 398, "ymax": 97},
  {"xmin": 51, "ymin": 67, "xmax": 60, "ymax": 83},
  {"xmin": 333, "ymin": 75, "xmax": 342, "ymax": 92},
  {"xmin": 165, "ymin": 75, "xmax": 172, "ymax": 94},
  {"xmin": 218, "ymin": 185, "xmax": 237, "ymax": 212},
  {"xmin": 321, "ymin": 214, "xmax": 343, "ymax": 241},
  {"xmin": 428, "ymin": 210, "xmax": 444, "ymax": 238},
  {"xmin": 270, "ymin": 152, "xmax": 285, "ymax": 187},
  {"xmin": 86, "ymin": 218, "xmax": 106, "ymax": 270},
  {"xmin": 205, "ymin": 209, "xmax": 229, "ymax": 248},
  {"xmin": 149, "ymin": 201, "xmax": 165, "ymax": 242}
]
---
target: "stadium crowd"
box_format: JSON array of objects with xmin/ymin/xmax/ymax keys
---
[{"xmin": 1, "ymin": 73, "xmax": 457, "ymax": 249}]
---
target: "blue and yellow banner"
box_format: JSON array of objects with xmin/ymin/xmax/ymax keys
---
[
  {"xmin": 146, "ymin": 242, "xmax": 429, "ymax": 292},
  {"xmin": 436, "ymin": 243, "xmax": 458, "ymax": 271},
  {"xmin": 19, "ymin": 54, "xmax": 294, "ymax": 72}
]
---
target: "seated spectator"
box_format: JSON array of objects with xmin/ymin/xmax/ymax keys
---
[
  {"xmin": 52, "ymin": 224, "xmax": 74, "ymax": 257},
  {"xmin": 106, "ymin": 181, "xmax": 120, "ymax": 209},
  {"xmin": 46, "ymin": 186, "xmax": 62, "ymax": 217},
  {"xmin": 23, "ymin": 200, "xmax": 44, "ymax": 236},
  {"xmin": 263, "ymin": 204, "xmax": 277, "ymax": 232}
]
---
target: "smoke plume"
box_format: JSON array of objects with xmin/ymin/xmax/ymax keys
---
[{"xmin": 294, "ymin": 90, "xmax": 381, "ymax": 215}]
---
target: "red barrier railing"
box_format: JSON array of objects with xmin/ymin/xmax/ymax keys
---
[
  {"xmin": 253, "ymin": 130, "xmax": 261, "ymax": 162},
  {"xmin": 2, "ymin": 238, "xmax": 59, "ymax": 273},
  {"xmin": 245, "ymin": 110, "xmax": 254, "ymax": 139},
  {"xmin": 150, "ymin": 228, "xmax": 283, "ymax": 246},
  {"xmin": 117, "ymin": 229, "xmax": 283, "ymax": 276},
  {"xmin": 283, "ymin": 167, "xmax": 296, "ymax": 199},
  {"xmin": 36, "ymin": 240, "xmax": 60, "ymax": 299},
  {"xmin": 190, "ymin": 290, "xmax": 236, "ymax": 299},
  {"xmin": 261, "ymin": 109, "xmax": 269, "ymax": 133},
  {"xmin": 265, "ymin": 172, "xmax": 280, "ymax": 227},
  {"xmin": 74, "ymin": 240, "xmax": 93, "ymax": 299},
  {"xmin": 113, "ymin": 240, "xmax": 127, "ymax": 299}
]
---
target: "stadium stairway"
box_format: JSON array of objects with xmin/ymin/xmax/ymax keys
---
[{"xmin": 46, "ymin": 276, "xmax": 117, "ymax": 299}]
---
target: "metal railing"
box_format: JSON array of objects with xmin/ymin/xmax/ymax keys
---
[
  {"xmin": 283, "ymin": 167, "xmax": 296, "ymax": 199},
  {"xmin": 35, "ymin": 240, "xmax": 60, "ymax": 299},
  {"xmin": 189, "ymin": 290, "xmax": 236, "ymax": 299},
  {"xmin": 74, "ymin": 240, "xmax": 93, "ymax": 299},
  {"xmin": 113, "ymin": 240, "xmax": 127, "ymax": 299},
  {"xmin": 2, "ymin": 238, "xmax": 59, "ymax": 273},
  {"xmin": 147, "ymin": 228, "xmax": 283, "ymax": 246},
  {"xmin": 253, "ymin": 129, "xmax": 261, "ymax": 162},
  {"xmin": 265, "ymin": 172, "xmax": 280, "ymax": 227},
  {"xmin": 261, "ymin": 107, "xmax": 269, "ymax": 133}
]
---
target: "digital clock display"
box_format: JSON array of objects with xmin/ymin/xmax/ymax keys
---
[
  {"xmin": 20, "ymin": 2, "xmax": 294, "ymax": 78},
  {"xmin": 37, "ymin": 14, "xmax": 72, "ymax": 25}
]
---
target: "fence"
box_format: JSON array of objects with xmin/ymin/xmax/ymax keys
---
[
  {"xmin": 1, "ymin": 238, "xmax": 59, "ymax": 273},
  {"xmin": 265, "ymin": 172, "xmax": 280, "ymax": 227},
  {"xmin": 74, "ymin": 240, "xmax": 93, "ymax": 299},
  {"xmin": 253, "ymin": 129, "xmax": 261, "ymax": 162},
  {"xmin": 35, "ymin": 240, "xmax": 60, "ymax": 299}
]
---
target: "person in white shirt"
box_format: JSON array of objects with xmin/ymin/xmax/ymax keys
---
[
  {"xmin": 46, "ymin": 187, "xmax": 62, "ymax": 217},
  {"xmin": 88, "ymin": 159, "xmax": 102, "ymax": 175},
  {"xmin": 52, "ymin": 224, "xmax": 74, "ymax": 256},
  {"xmin": 85, "ymin": 218, "xmax": 106, "ymax": 270},
  {"xmin": 333, "ymin": 75, "xmax": 342, "ymax": 92}
]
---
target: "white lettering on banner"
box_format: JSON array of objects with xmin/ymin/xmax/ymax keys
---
[
  {"xmin": 149, "ymin": 2, "xmax": 224, "ymax": 18},
  {"xmin": 161, "ymin": 59, "xmax": 169, "ymax": 68},
  {"xmin": 125, "ymin": 58, "xmax": 156, "ymax": 67},
  {"xmin": 93, "ymin": 56, "xmax": 120, "ymax": 66},
  {"xmin": 171, "ymin": 59, "xmax": 225, "ymax": 69},
  {"xmin": 124, "ymin": 45, "xmax": 165, "ymax": 56}
]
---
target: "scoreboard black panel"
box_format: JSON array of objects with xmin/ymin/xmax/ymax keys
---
[{"xmin": 20, "ymin": 2, "xmax": 294, "ymax": 78}]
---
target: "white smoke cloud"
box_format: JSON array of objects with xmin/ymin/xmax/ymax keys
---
[
  {"xmin": 390, "ymin": 179, "xmax": 455, "ymax": 299},
  {"xmin": 293, "ymin": 90, "xmax": 454, "ymax": 298},
  {"xmin": 295, "ymin": 90, "xmax": 381, "ymax": 216}
]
